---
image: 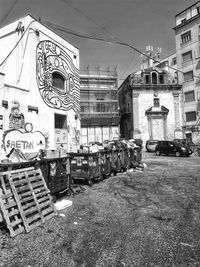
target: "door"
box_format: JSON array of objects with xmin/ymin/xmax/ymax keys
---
[
  {"xmin": 167, "ymin": 141, "xmax": 175, "ymax": 154},
  {"xmin": 152, "ymin": 118, "xmax": 164, "ymax": 140},
  {"xmin": 54, "ymin": 113, "xmax": 68, "ymax": 151}
]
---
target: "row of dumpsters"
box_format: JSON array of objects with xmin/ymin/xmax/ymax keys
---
[{"xmin": 0, "ymin": 147, "xmax": 142, "ymax": 196}]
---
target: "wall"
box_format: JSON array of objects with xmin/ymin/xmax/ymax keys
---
[
  {"xmin": 0, "ymin": 15, "xmax": 80, "ymax": 156},
  {"xmin": 137, "ymin": 91, "xmax": 180, "ymax": 143}
]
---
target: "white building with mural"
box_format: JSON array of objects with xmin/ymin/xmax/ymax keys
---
[{"xmin": 0, "ymin": 14, "xmax": 80, "ymax": 159}]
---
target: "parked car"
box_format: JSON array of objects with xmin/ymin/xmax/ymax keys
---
[
  {"xmin": 173, "ymin": 138, "xmax": 195, "ymax": 150},
  {"xmin": 155, "ymin": 140, "xmax": 193, "ymax": 157},
  {"xmin": 145, "ymin": 139, "xmax": 159, "ymax": 152}
]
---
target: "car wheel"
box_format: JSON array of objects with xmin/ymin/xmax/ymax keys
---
[
  {"xmin": 175, "ymin": 151, "xmax": 181, "ymax": 157},
  {"xmin": 155, "ymin": 150, "xmax": 160, "ymax": 156}
]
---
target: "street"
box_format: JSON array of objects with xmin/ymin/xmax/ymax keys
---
[{"xmin": 0, "ymin": 151, "xmax": 200, "ymax": 267}]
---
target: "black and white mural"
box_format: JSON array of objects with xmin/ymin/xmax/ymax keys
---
[{"xmin": 36, "ymin": 40, "xmax": 80, "ymax": 113}]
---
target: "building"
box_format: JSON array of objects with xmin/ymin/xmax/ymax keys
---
[
  {"xmin": 80, "ymin": 67, "xmax": 120, "ymax": 144},
  {"xmin": 174, "ymin": 1, "xmax": 200, "ymax": 143},
  {"xmin": 0, "ymin": 14, "xmax": 80, "ymax": 158},
  {"xmin": 118, "ymin": 46, "xmax": 182, "ymax": 144}
]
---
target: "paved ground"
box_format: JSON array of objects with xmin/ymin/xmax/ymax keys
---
[{"xmin": 0, "ymin": 151, "xmax": 200, "ymax": 267}]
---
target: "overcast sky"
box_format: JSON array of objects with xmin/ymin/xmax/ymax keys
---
[{"xmin": 0, "ymin": 0, "xmax": 197, "ymax": 83}]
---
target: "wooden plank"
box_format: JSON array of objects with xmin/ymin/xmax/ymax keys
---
[
  {"xmin": 0, "ymin": 167, "xmax": 34, "ymax": 176},
  {"xmin": 35, "ymin": 190, "xmax": 48, "ymax": 198},
  {"xmin": 20, "ymin": 195, "xmax": 34, "ymax": 203},
  {"xmin": 37, "ymin": 195, "xmax": 50, "ymax": 204},
  {"xmin": 4, "ymin": 200, "xmax": 18, "ymax": 209},
  {"xmin": 18, "ymin": 190, "xmax": 32, "ymax": 199},
  {"xmin": 22, "ymin": 201, "xmax": 36, "ymax": 211},
  {"xmin": 26, "ymin": 213, "xmax": 41, "ymax": 224},
  {"xmin": 24, "ymin": 206, "xmax": 38, "ymax": 216},
  {"xmin": 6, "ymin": 172, "xmax": 30, "ymax": 232}
]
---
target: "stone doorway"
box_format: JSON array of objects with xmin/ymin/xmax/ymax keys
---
[{"xmin": 145, "ymin": 106, "xmax": 169, "ymax": 140}]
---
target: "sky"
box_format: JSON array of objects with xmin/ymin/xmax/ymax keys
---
[{"xmin": 0, "ymin": 0, "xmax": 197, "ymax": 84}]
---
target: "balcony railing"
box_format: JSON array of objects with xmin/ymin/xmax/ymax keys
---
[{"xmin": 80, "ymin": 112, "xmax": 119, "ymax": 118}]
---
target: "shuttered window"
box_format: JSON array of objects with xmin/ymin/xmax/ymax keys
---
[
  {"xmin": 182, "ymin": 51, "xmax": 192, "ymax": 62},
  {"xmin": 183, "ymin": 71, "xmax": 193, "ymax": 82},
  {"xmin": 184, "ymin": 91, "xmax": 195, "ymax": 102},
  {"xmin": 185, "ymin": 111, "xmax": 196, "ymax": 122},
  {"xmin": 181, "ymin": 31, "xmax": 191, "ymax": 44}
]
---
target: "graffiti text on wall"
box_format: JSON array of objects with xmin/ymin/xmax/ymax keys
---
[
  {"xmin": 36, "ymin": 40, "xmax": 80, "ymax": 114},
  {"xmin": 2, "ymin": 127, "xmax": 46, "ymax": 154}
]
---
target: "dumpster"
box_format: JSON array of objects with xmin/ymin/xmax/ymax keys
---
[
  {"xmin": 129, "ymin": 147, "xmax": 142, "ymax": 167},
  {"xmin": 110, "ymin": 149, "xmax": 121, "ymax": 176},
  {"xmin": 70, "ymin": 152, "xmax": 102, "ymax": 186},
  {"xmin": 99, "ymin": 150, "xmax": 112, "ymax": 178},
  {"xmin": 119, "ymin": 148, "xmax": 131, "ymax": 171},
  {"xmin": 41, "ymin": 156, "xmax": 71, "ymax": 194},
  {"xmin": 0, "ymin": 155, "xmax": 71, "ymax": 195}
]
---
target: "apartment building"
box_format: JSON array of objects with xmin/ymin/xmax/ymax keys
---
[
  {"xmin": 174, "ymin": 1, "xmax": 200, "ymax": 143},
  {"xmin": 80, "ymin": 67, "xmax": 120, "ymax": 144}
]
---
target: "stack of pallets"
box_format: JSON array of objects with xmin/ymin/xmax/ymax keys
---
[{"xmin": 0, "ymin": 167, "xmax": 56, "ymax": 237}]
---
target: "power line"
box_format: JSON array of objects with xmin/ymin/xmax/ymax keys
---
[
  {"xmin": 60, "ymin": 0, "xmax": 117, "ymax": 41},
  {"xmin": 43, "ymin": 20, "xmax": 200, "ymax": 80},
  {"xmin": 0, "ymin": 20, "xmax": 35, "ymax": 68},
  {"xmin": 57, "ymin": 0, "xmax": 200, "ymax": 80}
]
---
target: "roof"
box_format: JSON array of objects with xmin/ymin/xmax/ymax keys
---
[{"xmin": 0, "ymin": 14, "xmax": 79, "ymax": 51}]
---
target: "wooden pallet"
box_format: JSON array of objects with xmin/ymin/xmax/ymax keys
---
[
  {"xmin": 0, "ymin": 173, "xmax": 25, "ymax": 237},
  {"xmin": 0, "ymin": 167, "xmax": 56, "ymax": 236}
]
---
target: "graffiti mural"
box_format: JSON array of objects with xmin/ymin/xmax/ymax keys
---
[
  {"xmin": 36, "ymin": 40, "xmax": 80, "ymax": 113},
  {"xmin": 9, "ymin": 100, "xmax": 25, "ymax": 129}
]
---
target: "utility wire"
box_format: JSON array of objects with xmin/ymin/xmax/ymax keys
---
[
  {"xmin": 0, "ymin": 0, "xmax": 18, "ymax": 27},
  {"xmin": 60, "ymin": 0, "xmax": 117, "ymax": 41},
  {"xmin": 0, "ymin": 20, "xmax": 35, "ymax": 68},
  {"xmin": 43, "ymin": 20, "xmax": 200, "ymax": 80},
  {"xmin": 57, "ymin": 0, "xmax": 200, "ymax": 80}
]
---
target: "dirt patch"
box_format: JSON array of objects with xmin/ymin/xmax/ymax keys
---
[{"xmin": 1, "ymin": 152, "xmax": 200, "ymax": 266}]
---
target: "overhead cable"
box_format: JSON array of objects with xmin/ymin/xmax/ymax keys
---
[
  {"xmin": 0, "ymin": 20, "xmax": 35, "ymax": 68},
  {"xmin": 43, "ymin": 20, "xmax": 200, "ymax": 80}
]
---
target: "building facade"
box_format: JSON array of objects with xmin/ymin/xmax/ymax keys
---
[
  {"xmin": 174, "ymin": 1, "xmax": 200, "ymax": 143},
  {"xmin": 0, "ymin": 15, "xmax": 80, "ymax": 158},
  {"xmin": 118, "ymin": 47, "xmax": 182, "ymax": 144},
  {"xmin": 80, "ymin": 67, "xmax": 120, "ymax": 144}
]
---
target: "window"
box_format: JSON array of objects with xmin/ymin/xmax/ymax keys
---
[
  {"xmin": 181, "ymin": 18, "xmax": 186, "ymax": 24},
  {"xmin": 52, "ymin": 72, "xmax": 65, "ymax": 91},
  {"xmin": 145, "ymin": 74, "xmax": 150, "ymax": 84},
  {"xmin": 182, "ymin": 51, "xmax": 193, "ymax": 63},
  {"xmin": 183, "ymin": 71, "xmax": 193, "ymax": 82},
  {"xmin": 153, "ymin": 98, "xmax": 160, "ymax": 107},
  {"xmin": 159, "ymin": 74, "xmax": 164, "ymax": 84},
  {"xmin": 185, "ymin": 91, "xmax": 195, "ymax": 102},
  {"xmin": 54, "ymin": 114, "xmax": 67, "ymax": 129},
  {"xmin": 185, "ymin": 111, "xmax": 196, "ymax": 122},
  {"xmin": 181, "ymin": 31, "xmax": 191, "ymax": 44},
  {"xmin": 152, "ymin": 72, "xmax": 157, "ymax": 84},
  {"xmin": 171, "ymin": 57, "xmax": 177, "ymax": 66}
]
